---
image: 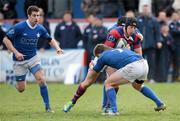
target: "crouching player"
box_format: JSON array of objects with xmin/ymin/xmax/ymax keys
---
[{"xmin": 63, "ymin": 44, "xmax": 166, "ymax": 115}]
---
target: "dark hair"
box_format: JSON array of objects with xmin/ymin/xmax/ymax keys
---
[
  {"xmin": 27, "ymin": 5, "xmax": 39, "ymax": 16},
  {"xmin": 125, "ymin": 17, "xmax": 137, "ymax": 28},
  {"xmin": 117, "ymin": 16, "xmax": 127, "ymax": 26},
  {"xmin": 63, "ymin": 10, "xmax": 72, "ymax": 16},
  {"xmin": 93, "ymin": 44, "xmax": 112, "ymax": 57}
]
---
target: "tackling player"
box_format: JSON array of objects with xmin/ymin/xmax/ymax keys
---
[{"xmin": 63, "ymin": 44, "xmax": 166, "ymax": 115}]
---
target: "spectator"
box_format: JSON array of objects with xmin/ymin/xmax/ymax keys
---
[
  {"xmin": 0, "ymin": 25, "xmax": 6, "ymax": 50},
  {"xmin": 0, "ymin": 0, "xmax": 17, "ymax": 19},
  {"xmin": 37, "ymin": 8, "xmax": 51, "ymax": 51},
  {"xmin": 0, "ymin": 12, "xmax": 11, "ymax": 50},
  {"xmin": 54, "ymin": 11, "xmax": 82, "ymax": 49},
  {"xmin": 99, "ymin": 0, "xmax": 120, "ymax": 18},
  {"xmin": 157, "ymin": 10, "xmax": 168, "ymax": 24},
  {"xmin": 153, "ymin": 0, "xmax": 174, "ymax": 17},
  {"xmin": 83, "ymin": 14, "xmax": 107, "ymax": 71},
  {"xmin": 155, "ymin": 22, "xmax": 174, "ymax": 82},
  {"xmin": 81, "ymin": 0, "xmax": 101, "ymax": 17},
  {"xmin": 169, "ymin": 11, "xmax": 180, "ymax": 82},
  {"xmin": 137, "ymin": 4, "xmax": 161, "ymax": 83},
  {"xmin": 125, "ymin": 10, "xmax": 135, "ymax": 17},
  {"xmin": 48, "ymin": 0, "xmax": 71, "ymax": 18}
]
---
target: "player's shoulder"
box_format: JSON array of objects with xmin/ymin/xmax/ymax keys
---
[
  {"xmin": 109, "ymin": 26, "xmax": 123, "ymax": 35},
  {"xmin": 12, "ymin": 21, "xmax": 27, "ymax": 31},
  {"xmin": 36, "ymin": 24, "xmax": 46, "ymax": 31},
  {"xmin": 14, "ymin": 21, "xmax": 26, "ymax": 28}
]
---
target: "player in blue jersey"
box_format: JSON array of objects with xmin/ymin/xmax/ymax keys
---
[
  {"xmin": 3, "ymin": 6, "xmax": 63, "ymax": 113},
  {"xmin": 63, "ymin": 44, "xmax": 166, "ymax": 115}
]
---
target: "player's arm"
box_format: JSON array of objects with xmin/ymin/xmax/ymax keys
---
[
  {"xmin": 3, "ymin": 37, "xmax": 25, "ymax": 60},
  {"xmin": 134, "ymin": 47, "xmax": 142, "ymax": 55},
  {"xmin": 104, "ymin": 29, "xmax": 121, "ymax": 48},
  {"xmin": 81, "ymin": 69, "xmax": 100, "ymax": 88},
  {"xmin": 49, "ymin": 39, "xmax": 64, "ymax": 54},
  {"xmin": 133, "ymin": 32, "xmax": 143, "ymax": 55}
]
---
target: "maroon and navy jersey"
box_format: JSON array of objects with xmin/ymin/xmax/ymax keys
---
[{"xmin": 104, "ymin": 26, "xmax": 142, "ymax": 50}]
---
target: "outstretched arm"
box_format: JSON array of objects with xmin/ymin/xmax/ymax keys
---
[{"xmin": 49, "ymin": 39, "xmax": 64, "ymax": 54}]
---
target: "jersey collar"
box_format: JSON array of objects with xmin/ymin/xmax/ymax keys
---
[{"xmin": 26, "ymin": 20, "xmax": 37, "ymax": 29}]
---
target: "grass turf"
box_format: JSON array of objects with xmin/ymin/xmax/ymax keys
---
[{"xmin": 0, "ymin": 83, "xmax": 180, "ymax": 121}]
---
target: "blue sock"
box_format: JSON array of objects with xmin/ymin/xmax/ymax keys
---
[
  {"xmin": 140, "ymin": 85, "xmax": 163, "ymax": 107},
  {"xmin": 40, "ymin": 84, "xmax": 50, "ymax": 109},
  {"xmin": 106, "ymin": 88, "xmax": 117, "ymax": 112},
  {"xmin": 102, "ymin": 85, "xmax": 108, "ymax": 108}
]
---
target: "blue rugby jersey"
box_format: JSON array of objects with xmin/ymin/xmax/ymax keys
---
[
  {"xmin": 6, "ymin": 20, "xmax": 52, "ymax": 61},
  {"xmin": 93, "ymin": 48, "xmax": 143, "ymax": 72}
]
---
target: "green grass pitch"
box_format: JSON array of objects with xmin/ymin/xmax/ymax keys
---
[{"xmin": 0, "ymin": 83, "xmax": 180, "ymax": 121}]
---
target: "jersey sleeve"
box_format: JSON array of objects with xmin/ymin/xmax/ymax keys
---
[
  {"xmin": 132, "ymin": 30, "xmax": 142, "ymax": 49},
  {"xmin": 93, "ymin": 55, "xmax": 106, "ymax": 73},
  {"xmin": 6, "ymin": 26, "xmax": 18, "ymax": 41},
  {"xmin": 40, "ymin": 26, "xmax": 52, "ymax": 41},
  {"xmin": 104, "ymin": 29, "xmax": 121, "ymax": 48}
]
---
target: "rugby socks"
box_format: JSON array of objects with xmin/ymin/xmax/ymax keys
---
[
  {"xmin": 40, "ymin": 84, "xmax": 50, "ymax": 109},
  {"xmin": 140, "ymin": 85, "xmax": 163, "ymax": 107},
  {"xmin": 102, "ymin": 86, "xmax": 119, "ymax": 108},
  {"xmin": 102, "ymin": 86, "xmax": 108, "ymax": 108},
  {"xmin": 106, "ymin": 88, "xmax": 118, "ymax": 112},
  {"xmin": 71, "ymin": 84, "xmax": 86, "ymax": 104}
]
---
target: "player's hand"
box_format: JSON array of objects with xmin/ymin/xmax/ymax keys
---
[
  {"xmin": 125, "ymin": 44, "xmax": 131, "ymax": 49},
  {"xmin": 14, "ymin": 52, "xmax": 25, "ymax": 61},
  {"xmin": 136, "ymin": 33, "xmax": 143, "ymax": 41},
  {"xmin": 89, "ymin": 57, "xmax": 98, "ymax": 70},
  {"xmin": 57, "ymin": 49, "xmax": 64, "ymax": 55}
]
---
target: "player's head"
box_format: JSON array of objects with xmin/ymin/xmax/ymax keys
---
[
  {"xmin": 93, "ymin": 44, "xmax": 112, "ymax": 57},
  {"xmin": 117, "ymin": 16, "xmax": 127, "ymax": 26},
  {"xmin": 125, "ymin": 17, "xmax": 137, "ymax": 28},
  {"xmin": 124, "ymin": 17, "xmax": 137, "ymax": 36},
  {"xmin": 27, "ymin": 5, "xmax": 39, "ymax": 26}
]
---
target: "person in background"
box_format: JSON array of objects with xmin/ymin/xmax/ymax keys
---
[
  {"xmin": 169, "ymin": 11, "xmax": 180, "ymax": 82},
  {"xmin": 37, "ymin": 8, "xmax": 51, "ymax": 51},
  {"xmin": 54, "ymin": 10, "xmax": 82, "ymax": 49},
  {"xmin": 137, "ymin": 4, "xmax": 161, "ymax": 83},
  {"xmin": 155, "ymin": 22, "xmax": 174, "ymax": 82},
  {"xmin": 83, "ymin": 13, "xmax": 107, "ymax": 72},
  {"xmin": 0, "ymin": 0, "xmax": 17, "ymax": 19}
]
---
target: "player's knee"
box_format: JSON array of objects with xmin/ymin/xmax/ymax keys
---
[
  {"xmin": 132, "ymin": 80, "xmax": 143, "ymax": 91},
  {"xmin": 81, "ymin": 81, "xmax": 92, "ymax": 88},
  {"xmin": 37, "ymin": 77, "xmax": 45, "ymax": 85},
  {"xmin": 16, "ymin": 87, "xmax": 25, "ymax": 93},
  {"xmin": 16, "ymin": 83, "xmax": 25, "ymax": 93}
]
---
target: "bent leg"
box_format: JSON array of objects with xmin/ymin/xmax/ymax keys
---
[
  {"xmin": 132, "ymin": 81, "xmax": 165, "ymax": 110},
  {"xmin": 16, "ymin": 80, "xmax": 26, "ymax": 93},
  {"xmin": 71, "ymin": 69, "xmax": 99, "ymax": 104},
  {"xmin": 105, "ymin": 70, "xmax": 129, "ymax": 113},
  {"xmin": 63, "ymin": 70, "xmax": 99, "ymax": 112}
]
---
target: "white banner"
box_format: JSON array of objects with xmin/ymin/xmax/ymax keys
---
[{"xmin": 0, "ymin": 49, "xmax": 85, "ymax": 83}]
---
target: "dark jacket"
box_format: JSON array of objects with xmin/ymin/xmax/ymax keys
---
[
  {"xmin": 137, "ymin": 16, "xmax": 161, "ymax": 49},
  {"xmin": 54, "ymin": 21, "xmax": 82, "ymax": 49}
]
